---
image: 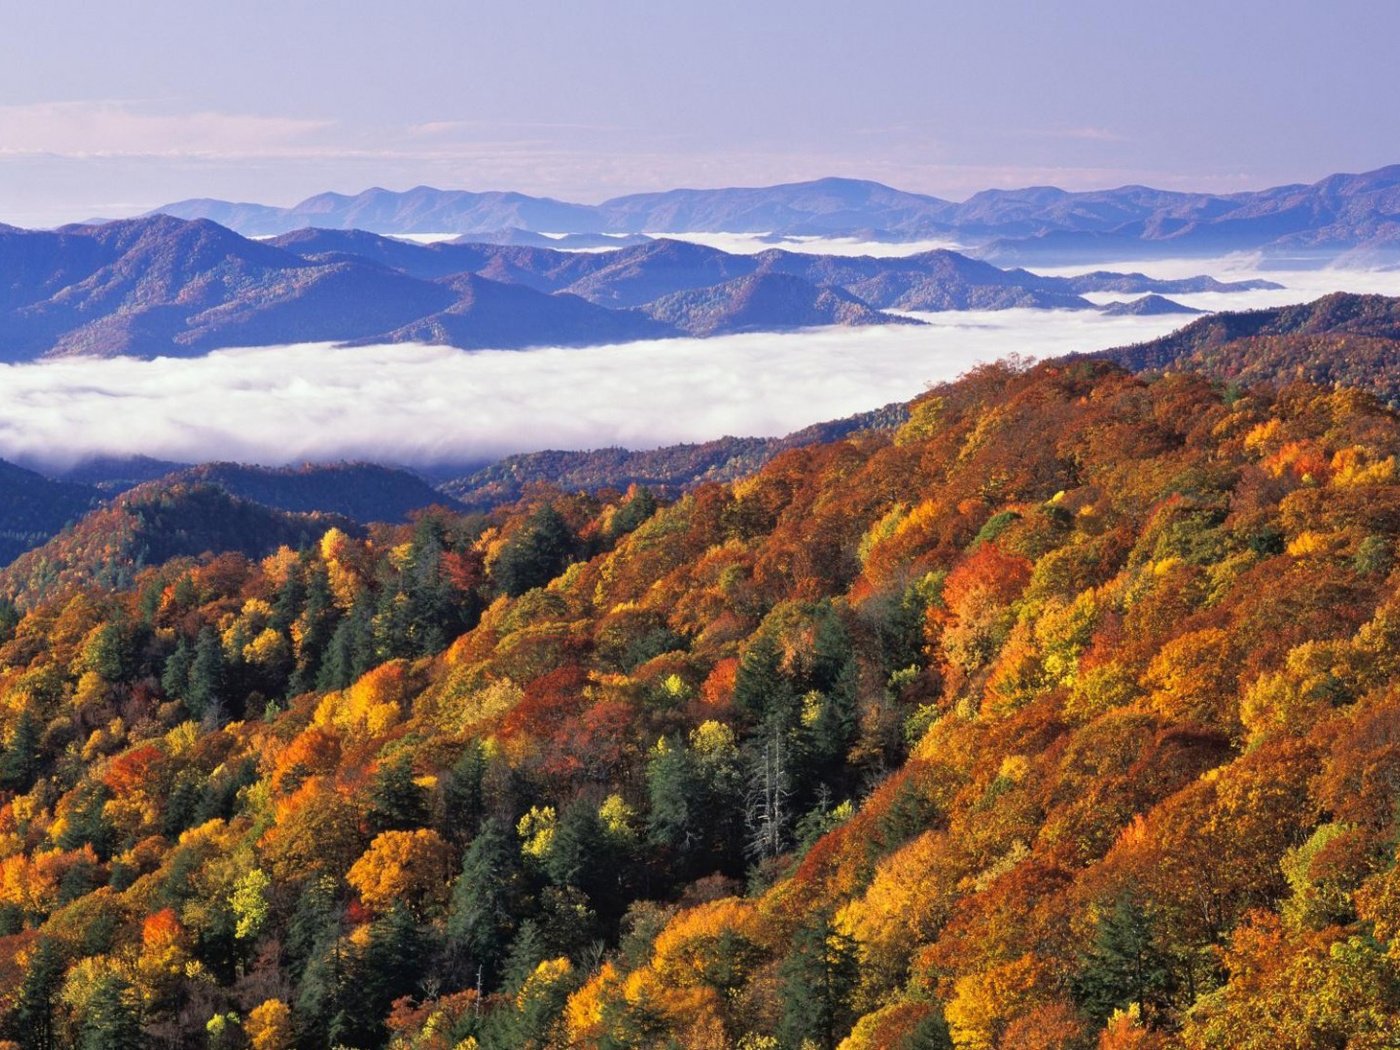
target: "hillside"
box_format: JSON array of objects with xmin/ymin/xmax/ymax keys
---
[
  {"xmin": 642, "ymin": 273, "xmax": 917, "ymax": 335},
  {"xmin": 0, "ymin": 481, "xmax": 349, "ymax": 606},
  {"xmin": 441, "ymin": 401, "xmax": 908, "ymax": 509},
  {"xmin": 152, "ymin": 165, "xmax": 1400, "ymax": 264},
  {"xmin": 0, "ymin": 217, "xmax": 1286, "ymax": 360},
  {"xmin": 163, "ymin": 462, "xmax": 464, "ymax": 522},
  {"xmin": 0, "ymin": 349, "xmax": 1397, "ymax": 1045},
  {"xmin": 0, "ymin": 460, "xmax": 97, "ymax": 565},
  {"xmin": 1100, "ymin": 294, "xmax": 1202, "ymax": 316},
  {"xmin": 1098, "ymin": 292, "xmax": 1400, "ymax": 405}
]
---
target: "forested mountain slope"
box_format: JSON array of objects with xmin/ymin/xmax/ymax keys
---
[
  {"xmin": 1099, "ymin": 292, "xmax": 1400, "ymax": 407},
  {"xmin": 0, "ymin": 357, "xmax": 1398, "ymax": 1047}
]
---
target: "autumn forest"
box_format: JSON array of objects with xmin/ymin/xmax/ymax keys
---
[{"xmin": 0, "ymin": 312, "xmax": 1397, "ymax": 1050}]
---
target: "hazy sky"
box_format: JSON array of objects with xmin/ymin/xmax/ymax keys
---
[{"xmin": 2, "ymin": 0, "xmax": 1398, "ymax": 225}]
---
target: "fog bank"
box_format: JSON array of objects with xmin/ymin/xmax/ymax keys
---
[{"xmin": 0, "ymin": 309, "xmax": 1186, "ymax": 470}]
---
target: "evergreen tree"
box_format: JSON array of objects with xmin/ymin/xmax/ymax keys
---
[
  {"xmin": 187, "ymin": 626, "xmax": 225, "ymax": 724},
  {"xmin": 78, "ymin": 975, "xmax": 143, "ymax": 1050},
  {"xmin": 446, "ymin": 819, "xmax": 518, "ymax": 989},
  {"xmin": 317, "ymin": 597, "xmax": 374, "ymax": 692},
  {"xmin": 13, "ymin": 937, "xmax": 64, "ymax": 1050},
  {"xmin": 289, "ymin": 562, "xmax": 337, "ymax": 696},
  {"xmin": 0, "ymin": 707, "xmax": 42, "ymax": 792},
  {"xmin": 544, "ymin": 798, "xmax": 608, "ymax": 892},
  {"xmin": 368, "ymin": 752, "xmax": 429, "ymax": 833},
  {"xmin": 645, "ymin": 738, "xmax": 704, "ymax": 866},
  {"xmin": 1073, "ymin": 895, "xmax": 1175, "ymax": 1026},
  {"xmin": 733, "ymin": 632, "xmax": 795, "ymax": 726},
  {"xmin": 778, "ymin": 917, "xmax": 859, "ymax": 1050},
  {"xmin": 159, "ymin": 636, "xmax": 193, "ymax": 699},
  {"xmin": 56, "ymin": 785, "xmax": 114, "ymax": 861},
  {"xmin": 492, "ymin": 505, "xmax": 575, "ymax": 597},
  {"xmin": 440, "ymin": 741, "xmax": 486, "ymax": 843},
  {"xmin": 0, "ymin": 597, "xmax": 19, "ymax": 644}
]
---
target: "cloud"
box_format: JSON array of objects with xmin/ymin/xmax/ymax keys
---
[
  {"xmin": 0, "ymin": 100, "xmax": 334, "ymax": 159},
  {"xmin": 0, "ymin": 310, "xmax": 1194, "ymax": 471}
]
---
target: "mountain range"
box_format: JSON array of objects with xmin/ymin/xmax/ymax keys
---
[
  {"xmin": 148, "ymin": 164, "xmax": 1400, "ymax": 265},
  {"xmin": 0, "ymin": 216, "xmax": 1265, "ymax": 360}
]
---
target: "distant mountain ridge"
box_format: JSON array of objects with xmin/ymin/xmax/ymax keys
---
[
  {"xmin": 147, "ymin": 165, "xmax": 1400, "ymax": 264},
  {"xmin": 0, "ymin": 216, "xmax": 1271, "ymax": 359}
]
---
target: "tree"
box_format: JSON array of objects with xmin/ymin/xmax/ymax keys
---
[
  {"xmin": 1073, "ymin": 897, "xmax": 1174, "ymax": 1027},
  {"xmin": 160, "ymin": 637, "xmax": 192, "ymax": 699},
  {"xmin": 447, "ymin": 819, "xmax": 520, "ymax": 989},
  {"xmin": 492, "ymin": 505, "xmax": 576, "ymax": 597},
  {"xmin": 733, "ymin": 632, "xmax": 795, "ymax": 726},
  {"xmin": 347, "ymin": 829, "xmax": 453, "ymax": 915},
  {"xmin": 246, "ymin": 999, "xmax": 294, "ymax": 1050},
  {"xmin": 12, "ymin": 938, "xmax": 64, "ymax": 1050},
  {"xmin": 187, "ymin": 625, "xmax": 225, "ymax": 724},
  {"xmin": 0, "ymin": 708, "xmax": 42, "ymax": 792},
  {"xmin": 779, "ymin": 917, "xmax": 859, "ymax": 1050},
  {"xmin": 746, "ymin": 731, "xmax": 794, "ymax": 863},
  {"xmin": 440, "ymin": 741, "xmax": 486, "ymax": 843},
  {"xmin": 77, "ymin": 975, "xmax": 143, "ymax": 1050},
  {"xmin": 368, "ymin": 752, "xmax": 429, "ymax": 833}
]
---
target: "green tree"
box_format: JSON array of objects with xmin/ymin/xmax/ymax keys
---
[
  {"xmin": 160, "ymin": 636, "xmax": 193, "ymax": 699},
  {"xmin": 734, "ymin": 632, "xmax": 795, "ymax": 726},
  {"xmin": 779, "ymin": 916, "xmax": 859, "ymax": 1050},
  {"xmin": 0, "ymin": 707, "xmax": 42, "ymax": 792},
  {"xmin": 1072, "ymin": 895, "xmax": 1175, "ymax": 1026},
  {"xmin": 440, "ymin": 741, "xmax": 486, "ymax": 843},
  {"xmin": 187, "ymin": 625, "xmax": 226, "ymax": 724},
  {"xmin": 12, "ymin": 937, "xmax": 64, "ymax": 1050},
  {"xmin": 368, "ymin": 752, "xmax": 429, "ymax": 833},
  {"xmin": 492, "ymin": 505, "xmax": 575, "ymax": 597},
  {"xmin": 77, "ymin": 975, "xmax": 143, "ymax": 1050},
  {"xmin": 446, "ymin": 818, "xmax": 519, "ymax": 990}
]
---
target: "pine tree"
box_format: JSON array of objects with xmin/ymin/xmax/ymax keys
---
[
  {"xmin": 733, "ymin": 632, "xmax": 795, "ymax": 725},
  {"xmin": 646, "ymin": 738, "xmax": 703, "ymax": 859},
  {"xmin": 13, "ymin": 937, "xmax": 64, "ymax": 1050},
  {"xmin": 368, "ymin": 752, "xmax": 429, "ymax": 833},
  {"xmin": 78, "ymin": 975, "xmax": 143, "ymax": 1050},
  {"xmin": 778, "ymin": 916, "xmax": 859, "ymax": 1050},
  {"xmin": 1073, "ymin": 895, "xmax": 1175, "ymax": 1026},
  {"xmin": 446, "ymin": 819, "xmax": 518, "ymax": 989},
  {"xmin": 289, "ymin": 562, "xmax": 337, "ymax": 695},
  {"xmin": 492, "ymin": 504, "xmax": 576, "ymax": 597},
  {"xmin": 159, "ymin": 636, "xmax": 193, "ymax": 699},
  {"xmin": 440, "ymin": 741, "xmax": 486, "ymax": 843},
  {"xmin": 187, "ymin": 626, "xmax": 225, "ymax": 724},
  {"xmin": 0, "ymin": 707, "xmax": 42, "ymax": 792}
]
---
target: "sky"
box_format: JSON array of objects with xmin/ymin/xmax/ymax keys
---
[{"xmin": 2, "ymin": 0, "xmax": 1398, "ymax": 226}]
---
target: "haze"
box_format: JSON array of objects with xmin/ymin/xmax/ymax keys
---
[{"xmin": 2, "ymin": 1, "xmax": 1398, "ymax": 226}]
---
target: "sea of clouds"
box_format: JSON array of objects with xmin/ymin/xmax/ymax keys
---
[{"xmin": 3, "ymin": 239, "xmax": 1397, "ymax": 471}]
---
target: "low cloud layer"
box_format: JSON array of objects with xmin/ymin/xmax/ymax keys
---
[{"xmin": 0, "ymin": 310, "xmax": 1188, "ymax": 471}]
